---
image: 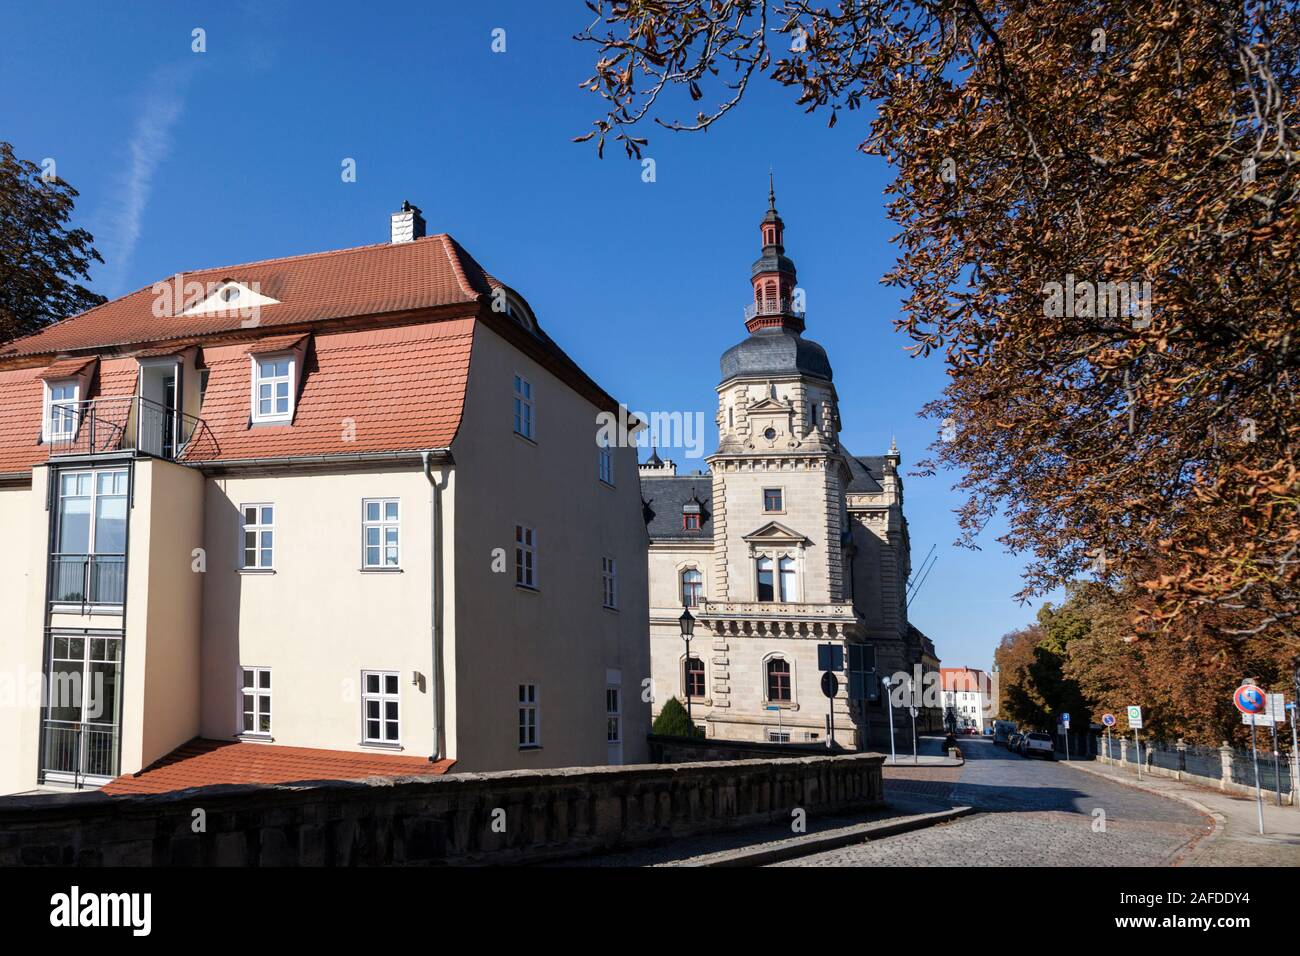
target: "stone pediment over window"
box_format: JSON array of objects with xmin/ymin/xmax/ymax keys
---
[
  {"xmin": 742, "ymin": 521, "xmax": 809, "ymax": 547},
  {"xmin": 746, "ymin": 396, "xmax": 788, "ymax": 413}
]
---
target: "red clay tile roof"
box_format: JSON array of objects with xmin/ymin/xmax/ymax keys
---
[
  {"xmin": 0, "ymin": 356, "xmax": 141, "ymax": 475},
  {"xmin": 0, "ymin": 234, "xmax": 498, "ymax": 358},
  {"xmin": 101, "ymin": 738, "xmax": 455, "ymax": 796},
  {"xmin": 38, "ymin": 356, "xmax": 97, "ymax": 380},
  {"xmin": 186, "ymin": 320, "xmax": 474, "ymax": 462}
]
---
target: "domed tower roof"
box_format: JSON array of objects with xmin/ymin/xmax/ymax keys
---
[{"xmin": 722, "ymin": 179, "xmax": 833, "ymax": 383}]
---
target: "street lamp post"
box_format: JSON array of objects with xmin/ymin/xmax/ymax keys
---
[{"xmin": 679, "ymin": 607, "xmax": 696, "ymax": 735}]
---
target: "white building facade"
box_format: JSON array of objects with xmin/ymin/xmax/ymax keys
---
[{"xmin": 0, "ymin": 204, "xmax": 650, "ymax": 795}]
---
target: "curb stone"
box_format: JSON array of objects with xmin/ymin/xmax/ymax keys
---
[{"xmin": 669, "ymin": 804, "xmax": 975, "ymax": 867}]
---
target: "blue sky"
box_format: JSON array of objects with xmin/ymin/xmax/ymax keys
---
[{"xmin": 1, "ymin": 0, "xmax": 1058, "ymax": 669}]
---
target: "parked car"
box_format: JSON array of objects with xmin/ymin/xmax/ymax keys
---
[
  {"xmin": 1023, "ymin": 732, "xmax": 1055, "ymax": 760},
  {"xmin": 1008, "ymin": 732, "xmax": 1024, "ymax": 753}
]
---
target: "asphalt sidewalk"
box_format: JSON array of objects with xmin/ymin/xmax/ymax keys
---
[{"xmin": 1060, "ymin": 758, "xmax": 1300, "ymax": 866}]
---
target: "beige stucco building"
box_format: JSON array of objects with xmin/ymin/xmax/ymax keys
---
[
  {"xmin": 0, "ymin": 203, "xmax": 650, "ymax": 795},
  {"xmin": 641, "ymin": 191, "xmax": 937, "ymax": 748}
]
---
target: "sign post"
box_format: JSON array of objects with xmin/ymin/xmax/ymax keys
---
[
  {"xmin": 1234, "ymin": 681, "xmax": 1268, "ymax": 835},
  {"xmin": 1061, "ymin": 712, "xmax": 1071, "ymax": 762},
  {"xmin": 1267, "ymin": 693, "xmax": 1285, "ymax": 807},
  {"xmin": 1102, "ymin": 713, "xmax": 1117, "ymax": 762},
  {"xmin": 817, "ymin": 645, "xmax": 843, "ymax": 751},
  {"xmin": 882, "ymin": 675, "xmax": 897, "ymax": 765},
  {"xmin": 1127, "ymin": 706, "xmax": 1143, "ymax": 779},
  {"xmin": 908, "ymin": 678, "xmax": 918, "ymax": 764},
  {"xmin": 1289, "ymin": 702, "xmax": 1299, "ymax": 813}
]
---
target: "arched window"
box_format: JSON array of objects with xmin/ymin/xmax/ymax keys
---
[
  {"xmin": 680, "ymin": 568, "xmax": 703, "ymax": 607},
  {"xmin": 766, "ymin": 658, "xmax": 792, "ymax": 702},
  {"xmin": 779, "ymin": 556, "xmax": 797, "ymax": 602},
  {"xmin": 684, "ymin": 656, "xmax": 706, "ymax": 698},
  {"xmin": 756, "ymin": 557, "xmax": 775, "ymax": 602}
]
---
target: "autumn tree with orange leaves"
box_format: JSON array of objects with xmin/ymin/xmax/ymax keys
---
[{"xmin": 577, "ymin": 1, "xmax": 1300, "ymax": 649}]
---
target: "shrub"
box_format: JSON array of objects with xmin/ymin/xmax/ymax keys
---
[{"xmin": 652, "ymin": 697, "xmax": 701, "ymax": 737}]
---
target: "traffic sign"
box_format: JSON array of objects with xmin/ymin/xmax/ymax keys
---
[
  {"xmin": 1101, "ymin": 713, "xmax": 1117, "ymax": 727},
  {"xmin": 1266, "ymin": 693, "xmax": 1286, "ymax": 723},
  {"xmin": 817, "ymin": 644, "xmax": 844, "ymax": 672},
  {"xmin": 1234, "ymin": 684, "xmax": 1267, "ymax": 715},
  {"xmin": 820, "ymin": 671, "xmax": 840, "ymax": 699},
  {"xmin": 1127, "ymin": 705, "xmax": 1143, "ymax": 729},
  {"xmin": 1062, "ymin": 715, "xmax": 1071, "ymax": 730}
]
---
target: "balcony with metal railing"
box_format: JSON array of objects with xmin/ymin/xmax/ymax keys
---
[
  {"xmin": 49, "ymin": 553, "xmax": 126, "ymax": 607},
  {"xmin": 743, "ymin": 296, "xmax": 805, "ymax": 323},
  {"xmin": 41, "ymin": 719, "xmax": 120, "ymax": 783},
  {"xmin": 46, "ymin": 395, "xmax": 217, "ymax": 462}
]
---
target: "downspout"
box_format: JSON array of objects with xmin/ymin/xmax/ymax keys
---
[{"xmin": 422, "ymin": 451, "xmax": 447, "ymax": 761}]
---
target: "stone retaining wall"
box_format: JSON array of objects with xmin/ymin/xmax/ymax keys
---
[{"xmin": 0, "ymin": 753, "xmax": 884, "ymax": 866}]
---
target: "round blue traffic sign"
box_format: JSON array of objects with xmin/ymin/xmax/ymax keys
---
[
  {"xmin": 1101, "ymin": 713, "xmax": 1116, "ymax": 727},
  {"xmin": 1234, "ymin": 684, "xmax": 1267, "ymax": 715}
]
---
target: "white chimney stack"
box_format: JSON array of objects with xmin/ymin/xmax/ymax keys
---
[{"xmin": 390, "ymin": 200, "xmax": 426, "ymax": 244}]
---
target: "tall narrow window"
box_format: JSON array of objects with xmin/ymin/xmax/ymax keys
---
[
  {"xmin": 606, "ymin": 687, "xmax": 621, "ymax": 743},
  {"xmin": 684, "ymin": 657, "xmax": 706, "ymax": 698},
  {"xmin": 241, "ymin": 504, "xmax": 275, "ymax": 569},
  {"xmin": 601, "ymin": 556, "xmax": 618, "ymax": 609},
  {"xmin": 597, "ymin": 446, "xmax": 614, "ymax": 485},
  {"xmin": 252, "ymin": 356, "xmax": 294, "ymax": 423},
  {"xmin": 756, "ymin": 557, "xmax": 775, "ymax": 602},
  {"xmin": 766, "ymin": 658, "xmax": 792, "ymax": 702},
  {"xmin": 680, "ymin": 568, "xmax": 703, "ymax": 607},
  {"xmin": 515, "ymin": 525, "xmax": 537, "ymax": 588},
  {"xmin": 518, "ymin": 683, "xmax": 539, "ymax": 748},
  {"xmin": 513, "ymin": 374, "xmax": 534, "ymax": 439},
  {"xmin": 362, "ymin": 498, "xmax": 400, "ymax": 568},
  {"xmin": 362, "ymin": 671, "xmax": 400, "ymax": 744},
  {"xmin": 241, "ymin": 667, "xmax": 272, "ymax": 735},
  {"xmin": 779, "ymin": 556, "xmax": 797, "ymax": 602},
  {"xmin": 45, "ymin": 381, "xmax": 80, "ymax": 443},
  {"xmin": 52, "ymin": 468, "xmax": 127, "ymax": 605}
]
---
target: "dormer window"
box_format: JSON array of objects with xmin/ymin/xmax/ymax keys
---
[
  {"xmin": 251, "ymin": 355, "xmax": 295, "ymax": 424},
  {"xmin": 43, "ymin": 380, "xmax": 80, "ymax": 443}
]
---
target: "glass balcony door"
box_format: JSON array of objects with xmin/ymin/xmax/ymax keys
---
[
  {"xmin": 50, "ymin": 468, "xmax": 128, "ymax": 607},
  {"xmin": 41, "ymin": 633, "xmax": 123, "ymax": 785}
]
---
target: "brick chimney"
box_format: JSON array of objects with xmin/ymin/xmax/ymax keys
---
[{"xmin": 390, "ymin": 200, "xmax": 426, "ymax": 244}]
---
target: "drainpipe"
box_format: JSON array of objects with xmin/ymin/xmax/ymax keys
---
[{"xmin": 422, "ymin": 451, "xmax": 448, "ymax": 761}]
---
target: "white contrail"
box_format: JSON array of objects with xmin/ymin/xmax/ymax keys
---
[{"xmin": 98, "ymin": 64, "xmax": 196, "ymax": 297}]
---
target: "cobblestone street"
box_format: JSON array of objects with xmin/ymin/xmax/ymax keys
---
[{"xmin": 775, "ymin": 736, "xmax": 1215, "ymax": 867}]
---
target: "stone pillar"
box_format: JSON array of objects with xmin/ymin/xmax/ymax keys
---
[
  {"xmin": 1219, "ymin": 741, "xmax": 1233, "ymax": 791},
  {"xmin": 1176, "ymin": 738, "xmax": 1187, "ymax": 779},
  {"xmin": 1119, "ymin": 735, "xmax": 1128, "ymax": 767}
]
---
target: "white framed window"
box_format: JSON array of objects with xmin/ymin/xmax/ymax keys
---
[
  {"xmin": 51, "ymin": 468, "xmax": 128, "ymax": 606},
  {"xmin": 597, "ymin": 446, "xmax": 614, "ymax": 485},
  {"xmin": 767, "ymin": 728, "xmax": 791, "ymax": 743},
  {"xmin": 515, "ymin": 525, "xmax": 537, "ymax": 588},
  {"xmin": 680, "ymin": 567, "xmax": 703, "ymax": 607},
  {"xmin": 513, "ymin": 374, "xmax": 534, "ymax": 439},
  {"xmin": 43, "ymin": 380, "xmax": 80, "ymax": 443},
  {"xmin": 241, "ymin": 503, "xmax": 275, "ymax": 569},
  {"xmin": 518, "ymin": 683, "xmax": 539, "ymax": 748},
  {"xmin": 606, "ymin": 686, "xmax": 621, "ymax": 743},
  {"xmin": 362, "ymin": 670, "xmax": 401, "ymax": 744},
  {"xmin": 601, "ymin": 556, "xmax": 618, "ymax": 609},
  {"xmin": 362, "ymin": 498, "xmax": 400, "ymax": 568},
  {"xmin": 240, "ymin": 666, "xmax": 272, "ymax": 735},
  {"xmin": 251, "ymin": 354, "xmax": 295, "ymax": 423}
]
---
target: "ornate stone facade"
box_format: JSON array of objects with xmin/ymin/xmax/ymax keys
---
[{"xmin": 641, "ymin": 188, "xmax": 938, "ymax": 748}]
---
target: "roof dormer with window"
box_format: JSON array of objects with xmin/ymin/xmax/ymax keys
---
[{"xmin": 248, "ymin": 335, "xmax": 309, "ymax": 425}]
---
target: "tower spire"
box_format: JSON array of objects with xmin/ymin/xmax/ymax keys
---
[{"xmin": 745, "ymin": 177, "xmax": 804, "ymax": 334}]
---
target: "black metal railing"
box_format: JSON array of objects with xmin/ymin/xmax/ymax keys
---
[
  {"xmin": 46, "ymin": 395, "xmax": 217, "ymax": 462},
  {"xmin": 42, "ymin": 719, "xmax": 119, "ymax": 780},
  {"xmin": 49, "ymin": 554, "xmax": 126, "ymax": 605}
]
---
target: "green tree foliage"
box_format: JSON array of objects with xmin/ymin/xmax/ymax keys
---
[
  {"xmin": 0, "ymin": 141, "xmax": 105, "ymax": 344},
  {"xmin": 651, "ymin": 696, "xmax": 700, "ymax": 737}
]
